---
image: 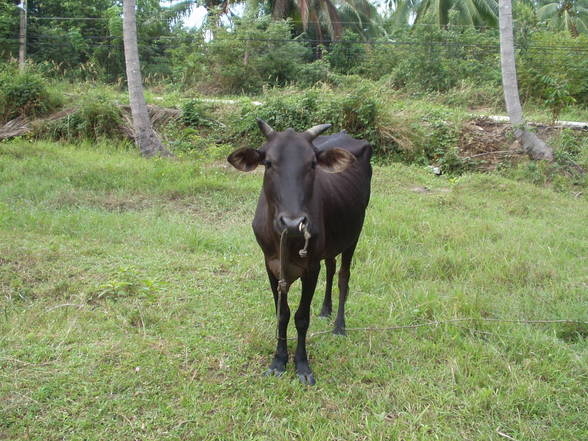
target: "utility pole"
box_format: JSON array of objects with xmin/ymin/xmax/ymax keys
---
[{"xmin": 18, "ymin": 0, "xmax": 27, "ymax": 70}]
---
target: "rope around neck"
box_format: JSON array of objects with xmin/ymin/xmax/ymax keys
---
[{"xmin": 276, "ymin": 224, "xmax": 311, "ymax": 340}]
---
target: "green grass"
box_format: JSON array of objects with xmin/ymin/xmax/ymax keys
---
[{"xmin": 1, "ymin": 140, "xmax": 587, "ymax": 441}]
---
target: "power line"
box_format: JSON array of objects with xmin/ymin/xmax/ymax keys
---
[
  {"xmin": 20, "ymin": 33, "xmax": 588, "ymax": 53},
  {"xmin": 29, "ymin": 16, "xmax": 109, "ymax": 21}
]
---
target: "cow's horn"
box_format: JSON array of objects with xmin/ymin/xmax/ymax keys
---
[
  {"xmin": 256, "ymin": 118, "xmax": 275, "ymax": 139},
  {"xmin": 304, "ymin": 124, "xmax": 332, "ymax": 141}
]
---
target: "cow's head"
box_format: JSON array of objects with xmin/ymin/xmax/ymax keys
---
[{"xmin": 227, "ymin": 119, "xmax": 356, "ymax": 236}]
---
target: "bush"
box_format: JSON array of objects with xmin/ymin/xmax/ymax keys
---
[
  {"xmin": 355, "ymin": 41, "xmax": 400, "ymax": 81},
  {"xmin": 384, "ymin": 27, "xmax": 500, "ymax": 93},
  {"xmin": 181, "ymin": 100, "xmax": 215, "ymax": 128},
  {"xmin": 34, "ymin": 90, "xmax": 123, "ymax": 141},
  {"xmin": 294, "ymin": 60, "xmax": 331, "ymax": 87},
  {"xmin": 326, "ymin": 31, "xmax": 366, "ymax": 74},
  {"xmin": 518, "ymin": 31, "xmax": 588, "ymax": 106},
  {"xmin": 236, "ymin": 85, "xmax": 380, "ymax": 148},
  {"xmin": 0, "ymin": 64, "xmax": 62, "ymax": 122},
  {"xmin": 174, "ymin": 16, "xmax": 310, "ymax": 94},
  {"xmin": 499, "ymin": 129, "xmax": 588, "ymax": 194}
]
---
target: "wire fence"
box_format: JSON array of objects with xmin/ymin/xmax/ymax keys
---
[
  {"xmin": 3, "ymin": 13, "xmax": 587, "ymax": 88},
  {"xmin": 3, "ymin": 14, "xmax": 585, "ymax": 53},
  {"xmin": 7, "ymin": 32, "xmax": 588, "ymax": 53}
]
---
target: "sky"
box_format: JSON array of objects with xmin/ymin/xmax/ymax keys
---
[{"xmin": 182, "ymin": 5, "xmax": 207, "ymax": 28}]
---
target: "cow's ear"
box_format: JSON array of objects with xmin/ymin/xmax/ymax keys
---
[
  {"xmin": 316, "ymin": 148, "xmax": 355, "ymax": 173},
  {"xmin": 227, "ymin": 148, "xmax": 265, "ymax": 172}
]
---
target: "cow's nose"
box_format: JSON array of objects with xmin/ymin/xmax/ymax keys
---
[{"xmin": 278, "ymin": 214, "xmax": 307, "ymax": 234}]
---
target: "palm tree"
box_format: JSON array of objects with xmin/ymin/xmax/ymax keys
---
[
  {"xmin": 337, "ymin": 0, "xmax": 387, "ymax": 39},
  {"xmin": 270, "ymin": 0, "xmax": 343, "ymax": 40},
  {"xmin": 499, "ymin": 0, "xmax": 552, "ymax": 160},
  {"xmin": 385, "ymin": 0, "xmax": 418, "ymax": 29},
  {"xmin": 413, "ymin": 0, "xmax": 499, "ymax": 28},
  {"xmin": 123, "ymin": 0, "xmax": 170, "ymax": 156},
  {"xmin": 537, "ymin": 0, "xmax": 588, "ymax": 36}
]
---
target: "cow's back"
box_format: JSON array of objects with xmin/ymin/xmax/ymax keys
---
[
  {"xmin": 313, "ymin": 132, "xmax": 372, "ymax": 258},
  {"xmin": 313, "ymin": 131, "xmax": 372, "ymax": 163}
]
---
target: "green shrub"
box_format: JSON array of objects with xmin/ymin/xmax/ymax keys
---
[
  {"xmin": 175, "ymin": 16, "xmax": 310, "ymax": 94},
  {"xmin": 294, "ymin": 59, "xmax": 331, "ymax": 87},
  {"xmin": 236, "ymin": 86, "xmax": 380, "ymax": 148},
  {"xmin": 326, "ymin": 31, "xmax": 367, "ymax": 74},
  {"xmin": 439, "ymin": 80, "xmax": 503, "ymax": 110},
  {"xmin": 34, "ymin": 91, "xmax": 123, "ymax": 141},
  {"xmin": 0, "ymin": 64, "xmax": 62, "ymax": 122},
  {"xmin": 181, "ymin": 100, "xmax": 215, "ymax": 128},
  {"xmin": 500, "ymin": 129, "xmax": 588, "ymax": 194},
  {"xmin": 518, "ymin": 31, "xmax": 588, "ymax": 105},
  {"xmin": 355, "ymin": 41, "xmax": 400, "ymax": 81},
  {"xmin": 385, "ymin": 27, "xmax": 500, "ymax": 93}
]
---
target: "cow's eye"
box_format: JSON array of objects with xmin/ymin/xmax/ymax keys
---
[{"xmin": 264, "ymin": 160, "xmax": 272, "ymax": 169}]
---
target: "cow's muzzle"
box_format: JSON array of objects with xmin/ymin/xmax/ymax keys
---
[{"xmin": 277, "ymin": 214, "xmax": 308, "ymax": 237}]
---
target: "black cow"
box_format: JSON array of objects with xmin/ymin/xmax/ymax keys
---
[{"xmin": 227, "ymin": 119, "xmax": 372, "ymax": 385}]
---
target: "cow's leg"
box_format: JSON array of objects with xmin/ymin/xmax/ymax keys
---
[
  {"xmin": 264, "ymin": 263, "xmax": 290, "ymax": 377},
  {"xmin": 295, "ymin": 264, "xmax": 320, "ymax": 385},
  {"xmin": 319, "ymin": 258, "xmax": 336, "ymax": 318},
  {"xmin": 334, "ymin": 241, "xmax": 358, "ymax": 336}
]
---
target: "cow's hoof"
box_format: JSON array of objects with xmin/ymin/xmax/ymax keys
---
[
  {"xmin": 296, "ymin": 362, "xmax": 316, "ymax": 386},
  {"xmin": 264, "ymin": 358, "xmax": 287, "ymax": 377},
  {"xmin": 264, "ymin": 367, "xmax": 285, "ymax": 377},
  {"xmin": 318, "ymin": 309, "xmax": 332, "ymax": 318},
  {"xmin": 297, "ymin": 372, "xmax": 316, "ymax": 386},
  {"xmin": 333, "ymin": 327, "xmax": 347, "ymax": 336}
]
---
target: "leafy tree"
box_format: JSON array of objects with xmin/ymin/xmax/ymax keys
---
[
  {"xmin": 0, "ymin": 0, "xmax": 197, "ymax": 81},
  {"xmin": 537, "ymin": 0, "xmax": 588, "ymax": 36},
  {"xmin": 414, "ymin": 0, "xmax": 499, "ymax": 28},
  {"xmin": 262, "ymin": 0, "xmax": 384, "ymax": 44}
]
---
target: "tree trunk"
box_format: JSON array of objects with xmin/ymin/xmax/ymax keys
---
[
  {"xmin": 271, "ymin": 0, "xmax": 290, "ymax": 19},
  {"xmin": 499, "ymin": 0, "xmax": 553, "ymax": 161},
  {"xmin": 122, "ymin": 0, "xmax": 170, "ymax": 157},
  {"xmin": 18, "ymin": 0, "xmax": 27, "ymax": 70}
]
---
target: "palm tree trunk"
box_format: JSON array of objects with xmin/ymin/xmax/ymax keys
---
[
  {"xmin": 18, "ymin": 0, "xmax": 27, "ymax": 71},
  {"xmin": 499, "ymin": 0, "xmax": 552, "ymax": 160},
  {"xmin": 123, "ymin": 0, "xmax": 170, "ymax": 157},
  {"xmin": 272, "ymin": 0, "xmax": 290, "ymax": 19}
]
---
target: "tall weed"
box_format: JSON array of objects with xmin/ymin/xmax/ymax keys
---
[{"xmin": 0, "ymin": 64, "xmax": 62, "ymax": 122}]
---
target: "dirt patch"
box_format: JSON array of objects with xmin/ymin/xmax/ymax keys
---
[
  {"xmin": 458, "ymin": 118, "xmax": 523, "ymax": 170},
  {"xmin": 458, "ymin": 117, "xmax": 585, "ymax": 171}
]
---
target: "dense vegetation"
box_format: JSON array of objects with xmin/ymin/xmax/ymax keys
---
[{"xmin": 1, "ymin": 0, "xmax": 587, "ymax": 104}]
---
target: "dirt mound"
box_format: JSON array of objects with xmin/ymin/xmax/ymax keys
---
[{"xmin": 458, "ymin": 118, "xmax": 523, "ymax": 170}]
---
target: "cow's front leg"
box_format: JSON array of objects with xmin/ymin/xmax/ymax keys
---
[
  {"xmin": 265, "ymin": 264, "xmax": 290, "ymax": 377},
  {"xmin": 295, "ymin": 264, "xmax": 320, "ymax": 385}
]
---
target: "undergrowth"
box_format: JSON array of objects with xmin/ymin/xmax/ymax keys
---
[{"xmin": 0, "ymin": 64, "xmax": 62, "ymax": 122}]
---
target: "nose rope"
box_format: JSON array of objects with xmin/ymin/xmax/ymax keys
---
[
  {"xmin": 276, "ymin": 222, "xmax": 312, "ymax": 340},
  {"xmin": 298, "ymin": 223, "xmax": 311, "ymax": 258}
]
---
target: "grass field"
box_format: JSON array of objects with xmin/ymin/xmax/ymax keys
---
[{"xmin": 1, "ymin": 140, "xmax": 587, "ymax": 440}]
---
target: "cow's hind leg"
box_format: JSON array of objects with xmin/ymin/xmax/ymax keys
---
[
  {"xmin": 295, "ymin": 264, "xmax": 320, "ymax": 385},
  {"xmin": 334, "ymin": 241, "xmax": 358, "ymax": 336},
  {"xmin": 319, "ymin": 258, "xmax": 336, "ymax": 318},
  {"xmin": 264, "ymin": 263, "xmax": 290, "ymax": 377}
]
